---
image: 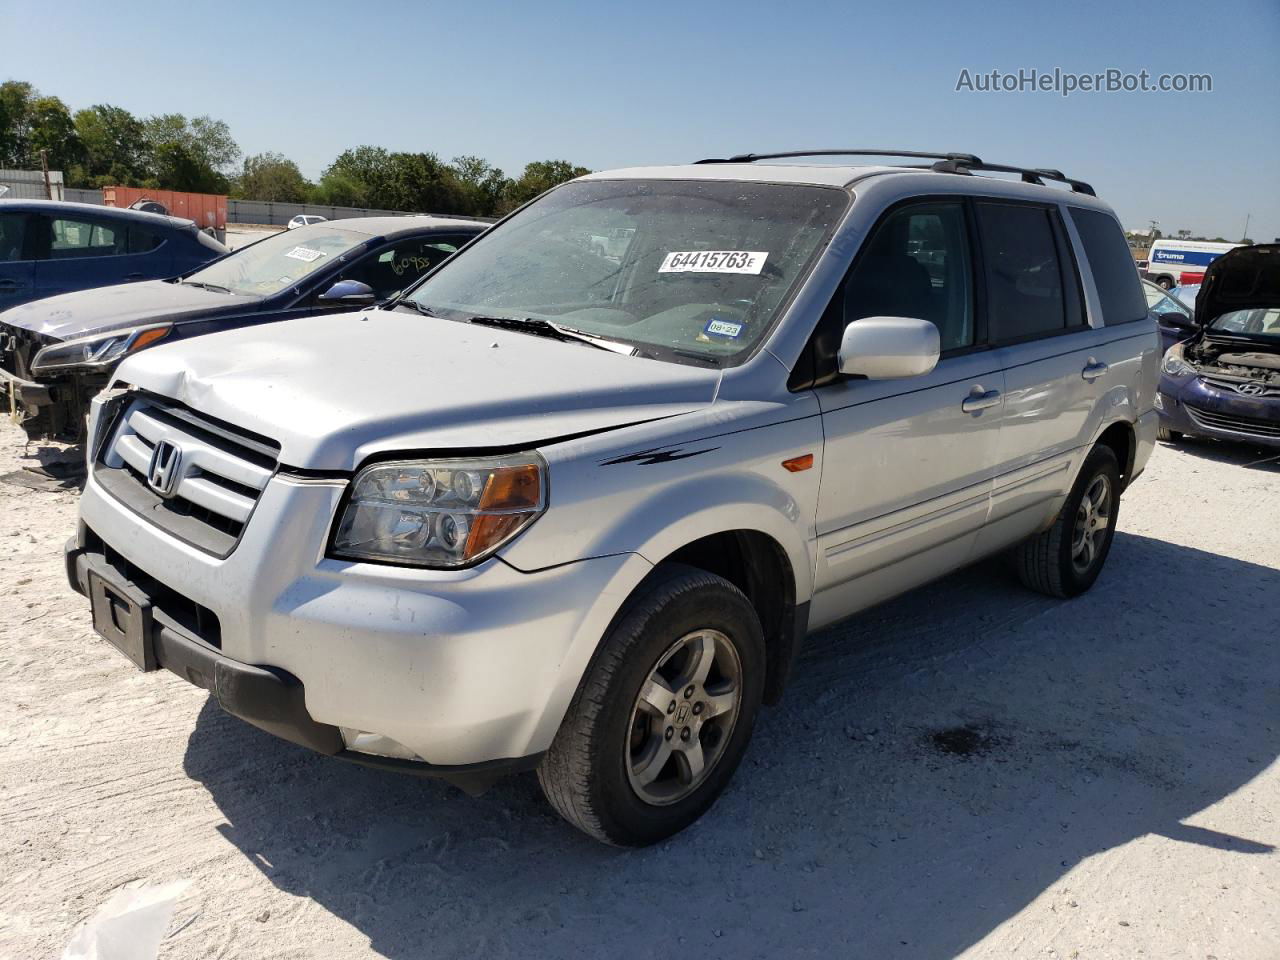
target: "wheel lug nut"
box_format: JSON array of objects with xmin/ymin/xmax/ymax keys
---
[
  {"xmin": 684, "ymin": 686, "xmax": 695, "ymax": 698},
  {"xmin": 667, "ymin": 701, "xmax": 676, "ymax": 714},
  {"xmin": 665, "ymin": 726, "xmax": 674, "ymax": 740},
  {"xmin": 692, "ymin": 702, "xmax": 703, "ymax": 715},
  {"xmin": 680, "ymin": 727, "xmax": 691, "ymax": 741}
]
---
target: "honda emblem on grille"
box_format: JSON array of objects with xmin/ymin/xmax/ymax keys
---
[
  {"xmin": 146, "ymin": 440, "xmax": 183, "ymax": 498},
  {"xmin": 1234, "ymin": 382, "xmax": 1266, "ymax": 396}
]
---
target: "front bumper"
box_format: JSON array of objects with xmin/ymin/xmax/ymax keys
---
[
  {"xmin": 73, "ymin": 467, "xmax": 653, "ymax": 771},
  {"xmin": 64, "ymin": 534, "xmax": 546, "ymax": 792},
  {"xmin": 1157, "ymin": 374, "xmax": 1280, "ymax": 449}
]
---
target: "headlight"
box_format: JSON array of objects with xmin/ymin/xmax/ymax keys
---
[
  {"xmin": 30, "ymin": 324, "xmax": 172, "ymax": 375},
  {"xmin": 1160, "ymin": 345, "xmax": 1195, "ymax": 378},
  {"xmin": 331, "ymin": 454, "xmax": 547, "ymax": 568}
]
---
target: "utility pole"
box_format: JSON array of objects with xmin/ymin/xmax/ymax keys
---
[
  {"xmin": 1242, "ymin": 213, "xmax": 1251, "ymax": 242},
  {"xmin": 40, "ymin": 149, "xmax": 52, "ymax": 200},
  {"xmin": 1147, "ymin": 218, "xmax": 1160, "ymax": 239}
]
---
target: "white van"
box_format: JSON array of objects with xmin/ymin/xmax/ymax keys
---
[{"xmin": 1146, "ymin": 238, "xmax": 1243, "ymax": 289}]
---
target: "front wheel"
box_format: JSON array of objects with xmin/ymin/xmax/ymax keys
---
[
  {"xmin": 537, "ymin": 564, "xmax": 765, "ymax": 846},
  {"xmin": 1012, "ymin": 445, "xmax": 1121, "ymax": 598}
]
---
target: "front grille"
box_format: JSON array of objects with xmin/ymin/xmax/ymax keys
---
[
  {"xmin": 1185, "ymin": 404, "xmax": 1280, "ymax": 439},
  {"xmin": 94, "ymin": 394, "xmax": 281, "ymax": 556},
  {"xmin": 0, "ymin": 323, "xmax": 55, "ymax": 381},
  {"xmin": 1199, "ymin": 375, "xmax": 1280, "ymax": 398}
]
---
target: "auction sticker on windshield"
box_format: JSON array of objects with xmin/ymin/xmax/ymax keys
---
[
  {"xmin": 659, "ymin": 251, "xmax": 768, "ymax": 274},
  {"xmin": 285, "ymin": 246, "xmax": 326, "ymax": 263}
]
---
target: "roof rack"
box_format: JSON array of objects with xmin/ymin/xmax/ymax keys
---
[{"xmin": 694, "ymin": 149, "xmax": 1095, "ymax": 196}]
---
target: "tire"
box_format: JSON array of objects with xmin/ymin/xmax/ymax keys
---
[
  {"xmin": 1156, "ymin": 424, "xmax": 1181, "ymax": 443},
  {"xmin": 1156, "ymin": 276, "xmax": 1174, "ymax": 290},
  {"xmin": 1012, "ymin": 444, "xmax": 1121, "ymax": 599},
  {"xmin": 537, "ymin": 564, "xmax": 765, "ymax": 846}
]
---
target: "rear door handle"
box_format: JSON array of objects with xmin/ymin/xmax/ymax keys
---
[
  {"xmin": 124, "ymin": 273, "xmax": 145, "ymax": 280},
  {"xmin": 1082, "ymin": 359, "xmax": 1109, "ymax": 381},
  {"xmin": 961, "ymin": 387, "xmax": 1001, "ymax": 413},
  {"xmin": 0, "ymin": 279, "xmax": 21, "ymax": 290}
]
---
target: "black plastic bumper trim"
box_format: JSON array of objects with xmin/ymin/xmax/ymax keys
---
[{"xmin": 64, "ymin": 529, "xmax": 540, "ymax": 791}]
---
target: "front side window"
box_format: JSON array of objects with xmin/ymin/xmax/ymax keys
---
[
  {"xmin": 338, "ymin": 237, "xmax": 464, "ymax": 300},
  {"xmin": 0, "ymin": 213, "xmax": 27, "ymax": 262},
  {"xmin": 976, "ymin": 202, "xmax": 1074, "ymax": 341},
  {"xmin": 1070, "ymin": 208, "xmax": 1148, "ymax": 325},
  {"xmin": 182, "ymin": 226, "xmax": 369, "ymax": 298},
  {"xmin": 404, "ymin": 179, "xmax": 849, "ymax": 365},
  {"xmin": 843, "ymin": 201, "xmax": 974, "ymax": 351}
]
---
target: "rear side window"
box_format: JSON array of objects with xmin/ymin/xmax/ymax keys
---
[
  {"xmin": 976, "ymin": 202, "xmax": 1075, "ymax": 341},
  {"xmin": 1069, "ymin": 208, "xmax": 1148, "ymax": 325},
  {"xmin": 49, "ymin": 216, "xmax": 127, "ymax": 258}
]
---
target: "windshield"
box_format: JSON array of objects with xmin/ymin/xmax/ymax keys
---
[
  {"xmin": 185, "ymin": 226, "xmax": 368, "ymax": 298},
  {"xmin": 1211, "ymin": 307, "xmax": 1280, "ymax": 337},
  {"xmin": 403, "ymin": 179, "xmax": 849, "ymax": 365}
]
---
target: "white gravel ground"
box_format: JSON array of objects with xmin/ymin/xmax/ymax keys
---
[{"xmin": 1, "ymin": 424, "xmax": 1277, "ymax": 959}]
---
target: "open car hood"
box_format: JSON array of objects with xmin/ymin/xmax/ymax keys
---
[
  {"xmin": 1196, "ymin": 244, "xmax": 1280, "ymax": 326},
  {"xmin": 114, "ymin": 308, "xmax": 721, "ymax": 471}
]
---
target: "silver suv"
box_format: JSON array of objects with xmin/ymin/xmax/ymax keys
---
[{"xmin": 66, "ymin": 150, "xmax": 1160, "ymax": 845}]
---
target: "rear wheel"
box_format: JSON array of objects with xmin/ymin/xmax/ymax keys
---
[
  {"xmin": 1012, "ymin": 445, "xmax": 1121, "ymax": 599},
  {"xmin": 1156, "ymin": 276, "xmax": 1174, "ymax": 290},
  {"xmin": 537, "ymin": 565, "xmax": 765, "ymax": 846}
]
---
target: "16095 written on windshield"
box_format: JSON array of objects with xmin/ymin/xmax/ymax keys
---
[{"xmin": 406, "ymin": 179, "xmax": 848, "ymax": 365}]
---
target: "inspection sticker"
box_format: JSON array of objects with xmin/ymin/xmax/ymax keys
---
[
  {"xmin": 284, "ymin": 246, "xmax": 326, "ymax": 263},
  {"xmin": 704, "ymin": 318, "xmax": 744, "ymax": 338},
  {"xmin": 659, "ymin": 251, "xmax": 768, "ymax": 274}
]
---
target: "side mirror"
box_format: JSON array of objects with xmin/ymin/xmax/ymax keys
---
[
  {"xmin": 1157, "ymin": 310, "xmax": 1196, "ymax": 330},
  {"xmin": 317, "ymin": 279, "xmax": 376, "ymax": 306},
  {"xmin": 838, "ymin": 316, "xmax": 940, "ymax": 379}
]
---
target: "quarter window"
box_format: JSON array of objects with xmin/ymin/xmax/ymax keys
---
[
  {"xmin": 843, "ymin": 201, "xmax": 975, "ymax": 351},
  {"xmin": 1070, "ymin": 208, "xmax": 1149, "ymax": 325},
  {"xmin": 976, "ymin": 202, "xmax": 1073, "ymax": 341}
]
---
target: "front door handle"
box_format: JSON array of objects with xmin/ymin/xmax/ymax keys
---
[
  {"xmin": 961, "ymin": 386, "xmax": 1001, "ymax": 413},
  {"xmin": 124, "ymin": 273, "xmax": 145, "ymax": 281},
  {"xmin": 1082, "ymin": 358, "xmax": 1109, "ymax": 381},
  {"xmin": 0, "ymin": 279, "xmax": 20, "ymax": 290}
]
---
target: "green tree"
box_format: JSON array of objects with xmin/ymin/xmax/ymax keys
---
[
  {"xmin": 27, "ymin": 96, "xmax": 83, "ymax": 172},
  {"xmin": 0, "ymin": 80, "xmax": 35, "ymax": 166},
  {"xmin": 143, "ymin": 113, "xmax": 239, "ymax": 191},
  {"xmin": 451, "ymin": 155, "xmax": 509, "ymax": 216},
  {"xmin": 234, "ymin": 152, "xmax": 310, "ymax": 202},
  {"xmin": 499, "ymin": 159, "xmax": 590, "ymax": 214},
  {"xmin": 322, "ymin": 146, "xmax": 469, "ymax": 212},
  {"xmin": 70, "ymin": 104, "xmax": 149, "ymax": 186}
]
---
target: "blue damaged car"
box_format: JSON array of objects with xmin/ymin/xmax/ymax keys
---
[{"xmin": 1156, "ymin": 244, "xmax": 1280, "ymax": 447}]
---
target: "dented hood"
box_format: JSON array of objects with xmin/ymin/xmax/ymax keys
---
[
  {"xmin": 0, "ymin": 279, "xmax": 261, "ymax": 340},
  {"xmin": 115, "ymin": 308, "xmax": 720, "ymax": 470}
]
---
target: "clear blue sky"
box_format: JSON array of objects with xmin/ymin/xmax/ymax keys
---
[{"xmin": 4, "ymin": 0, "xmax": 1277, "ymax": 240}]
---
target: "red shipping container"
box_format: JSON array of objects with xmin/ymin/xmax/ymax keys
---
[{"xmin": 102, "ymin": 186, "xmax": 227, "ymax": 234}]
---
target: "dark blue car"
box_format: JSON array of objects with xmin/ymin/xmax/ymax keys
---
[
  {"xmin": 0, "ymin": 215, "xmax": 486, "ymax": 438},
  {"xmin": 1156, "ymin": 244, "xmax": 1280, "ymax": 447},
  {"xmin": 0, "ymin": 199, "xmax": 226, "ymax": 308}
]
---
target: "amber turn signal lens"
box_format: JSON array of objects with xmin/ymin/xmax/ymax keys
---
[
  {"xmin": 464, "ymin": 463, "xmax": 544, "ymax": 558},
  {"xmin": 132, "ymin": 327, "xmax": 172, "ymax": 351},
  {"xmin": 781, "ymin": 454, "xmax": 814, "ymax": 472}
]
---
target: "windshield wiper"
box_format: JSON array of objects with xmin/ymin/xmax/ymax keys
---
[
  {"xmin": 181, "ymin": 280, "xmax": 233, "ymax": 294},
  {"xmin": 392, "ymin": 299, "xmax": 442, "ymax": 318},
  {"xmin": 464, "ymin": 315, "xmax": 637, "ymax": 355}
]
